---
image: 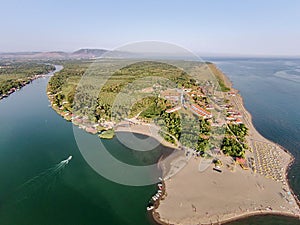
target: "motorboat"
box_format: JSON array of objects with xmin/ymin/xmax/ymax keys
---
[
  {"xmin": 147, "ymin": 205, "xmax": 154, "ymax": 211},
  {"xmin": 61, "ymin": 155, "xmax": 73, "ymax": 164}
]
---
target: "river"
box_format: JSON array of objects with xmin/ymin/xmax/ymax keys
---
[
  {"xmin": 0, "ymin": 66, "xmax": 159, "ymax": 225},
  {"xmin": 1, "ymin": 61, "xmax": 300, "ymax": 225}
]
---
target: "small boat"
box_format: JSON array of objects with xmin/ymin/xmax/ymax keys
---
[
  {"xmin": 61, "ymin": 155, "xmax": 73, "ymax": 164},
  {"xmin": 147, "ymin": 205, "xmax": 154, "ymax": 211},
  {"xmin": 65, "ymin": 155, "xmax": 72, "ymax": 164}
]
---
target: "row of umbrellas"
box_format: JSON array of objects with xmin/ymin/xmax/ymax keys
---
[{"xmin": 253, "ymin": 142, "xmax": 284, "ymax": 182}]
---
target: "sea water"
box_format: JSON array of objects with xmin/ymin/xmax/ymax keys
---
[
  {"xmin": 211, "ymin": 58, "xmax": 300, "ymax": 225},
  {"xmin": 0, "ymin": 60, "xmax": 300, "ymax": 225}
]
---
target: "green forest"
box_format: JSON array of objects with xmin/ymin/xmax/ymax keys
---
[
  {"xmin": 48, "ymin": 60, "xmax": 199, "ymax": 120},
  {"xmin": 47, "ymin": 59, "xmax": 247, "ymax": 158},
  {"xmin": 222, "ymin": 124, "xmax": 249, "ymax": 158},
  {"xmin": 0, "ymin": 62, "xmax": 55, "ymax": 95}
]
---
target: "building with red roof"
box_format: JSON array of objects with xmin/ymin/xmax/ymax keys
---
[{"xmin": 191, "ymin": 104, "xmax": 212, "ymax": 119}]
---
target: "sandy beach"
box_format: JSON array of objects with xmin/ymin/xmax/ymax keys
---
[
  {"xmin": 114, "ymin": 98, "xmax": 300, "ymax": 224},
  {"xmin": 155, "ymin": 154, "xmax": 300, "ymax": 224},
  {"xmin": 47, "ymin": 63, "xmax": 300, "ymax": 225},
  {"xmin": 115, "ymin": 120, "xmax": 180, "ymax": 150},
  {"xmin": 153, "ymin": 65, "xmax": 300, "ymax": 224}
]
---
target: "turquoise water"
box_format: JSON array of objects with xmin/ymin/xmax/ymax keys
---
[
  {"xmin": 1, "ymin": 60, "xmax": 300, "ymax": 225},
  {"xmin": 212, "ymin": 58, "xmax": 300, "ymax": 225},
  {"xmin": 0, "ymin": 71, "xmax": 160, "ymax": 225}
]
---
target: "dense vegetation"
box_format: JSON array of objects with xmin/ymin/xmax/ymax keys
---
[
  {"xmin": 222, "ymin": 124, "xmax": 248, "ymax": 158},
  {"xmin": 48, "ymin": 60, "xmax": 200, "ymax": 121},
  {"xmin": 48, "ymin": 59, "xmax": 248, "ymax": 158},
  {"xmin": 0, "ymin": 62, "xmax": 55, "ymax": 95},
  {"xmin": 160, "ymin": 111, "xmax": 182, "ymax": 143},
  {"xmin": 47, "ymin": 60, "xmax": 90, "ymax": 112},
  {"xmin": 196, "ymin": 119, "xmax": 211, "ymax": 152}
]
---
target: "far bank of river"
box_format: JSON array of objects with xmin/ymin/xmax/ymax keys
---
[
  {"xmin": 2, "ymin": 61, "xmax": 299, "ymax": 225},
  {"xmin": 0, "ymin": 65, "xmax": 162, "ymax": 225},
  {"xmin": 0, "ymin": 64, "xmax": 57, "ymax": 101}
]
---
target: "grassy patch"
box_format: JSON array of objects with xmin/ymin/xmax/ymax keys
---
[{"xmin": 99, "ymin": 129, "xmax": 115, "ymax": 139}]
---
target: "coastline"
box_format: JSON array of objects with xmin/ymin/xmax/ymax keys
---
[
  {"xmin": 153, "ymin": 64, "xmax": 300, "ymax": 225},
  {"xmin": 152, "ymin": 81, "xmax": 299, "ymax": 224},
  {"xmin": 153, "ymin": 210, "xmax": 300, "ymax": 225},
  {"xmin": 215, "ymin": 64, "xmax": 300, "ymax": 210},
  {"xmin": 0, "ymin": 68, "xmax": 56, "ymax": 101},
  {"xmin": 223, "ymin": 65, "xmax": 300, "ymax": 210},
  {"xmin": 45, "ymin": 63, "xmax": 300, "ymax": 225},
  {"xmin": 114, "ymin": 121, "xmax": 180, "ymax": 150}
]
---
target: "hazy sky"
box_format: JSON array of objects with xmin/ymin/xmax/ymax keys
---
[{"xmin": 1, "ymin": 0, "xmax": 300, "ymax": 56}]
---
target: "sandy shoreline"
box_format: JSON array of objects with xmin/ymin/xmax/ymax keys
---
[
  {"xmin": 153, "ymin": 65, "xmax": 300, "ymax": 225},
  {"xmin": 115, "ymin": 121, "xmax": 180, "ymax": 150},
  {"xmin": 153, "ymin": 209, "xmax": 300, "ymax": 225},
  {"xmin": 47, "ymin": 63, "xmax": 300, "ymax": 224},
  {"xmin": 155, "ymin": 156, "xmax": 300, "ymax": 224},
  {"xmin": 114, "ymin": 93, "xmax": 300, "ymax": 224}
]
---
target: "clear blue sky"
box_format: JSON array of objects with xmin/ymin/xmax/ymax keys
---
[{"xmin": 1, "ymin": 0, "xmax": 300, "ymax": 56}]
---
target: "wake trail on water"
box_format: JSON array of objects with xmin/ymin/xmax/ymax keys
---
[{"xmin": 4, "ymin": 158, "xmax": 72, "ymax": 207}]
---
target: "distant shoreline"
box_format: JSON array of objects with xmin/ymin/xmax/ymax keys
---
[{"xmin": 0, "ymin": 66, "xmax": 57, "ymax": 101}]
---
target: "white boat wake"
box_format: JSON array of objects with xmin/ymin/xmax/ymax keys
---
[
  {"xmin": 60, "ymin": 155, "xmax": 72, "ymax": 164},
  {"xmin": 6, "ymin": 156, "xmax": 73, "ymax": 205}
]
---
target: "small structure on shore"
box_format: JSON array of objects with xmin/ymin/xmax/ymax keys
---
[
  {"xmin": 236, "ymin": 157, "xmax": 249, "ymax": 170},
  {"xmin": 211, "ymin": 147, "xmax": 222, "ymax": 156}
]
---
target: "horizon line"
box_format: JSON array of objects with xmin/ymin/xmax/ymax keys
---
[{"xmin": 0, "ymin": 48, "xmax": 300, "ymax": 59}]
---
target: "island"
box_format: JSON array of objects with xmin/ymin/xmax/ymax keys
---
[{"xmin": 47, "ymin": 59, "xmax": 300, "ymax": 224}]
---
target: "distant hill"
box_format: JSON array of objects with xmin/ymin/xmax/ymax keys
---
[
  {"xmin": 0, "ymin": 49, "xmax": 108, "ymax": 60},
  {"xmin": 71, "ymin": 49, "xmax": 108, "ymax": 58},
  {"xmin": 0, "ymin": 48, "xmax": 183, "ymax": 60}
]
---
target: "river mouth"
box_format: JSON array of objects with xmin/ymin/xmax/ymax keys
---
[
  {"xmin": 2, "ymin": 58, "xmax": 300, "ymax": 225},
  {"xmin": 0, "ymin": 67, "xmax": 158, "ymax": 225}
]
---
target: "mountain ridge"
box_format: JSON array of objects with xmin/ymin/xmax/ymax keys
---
[{"xmin": 0, "ymin": 48, "xmax": 109, "ymax": 60}]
